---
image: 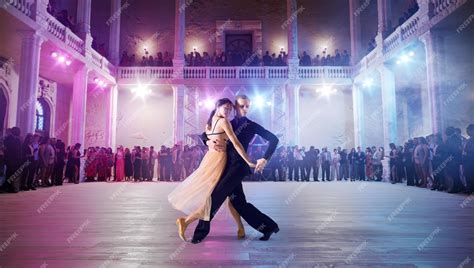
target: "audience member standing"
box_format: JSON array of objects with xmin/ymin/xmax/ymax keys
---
[
  {"xmin": 20, "ymin": 134, "xmax": 34, "ymax": 191},
  {"xmin": 124, "ymin": 148, "xmax": 133, "ymax": 181},
  {"xmin": 463, "ymin": 124, "xmax": 474, "ymax": 194},
  {"xmin": 320, "ymin": 147, "xmax": 331, "ymax": 181},
  {"xmin": 115, "ymin": 146, "xmax": 125, "ymax": 182},
  {"xmin": 3, "ymin": 127, "xmax": 22, "ymax": 193}
]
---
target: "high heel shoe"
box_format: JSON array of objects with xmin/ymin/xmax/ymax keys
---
[
  {"xmin": 175, "ymin": 217, "xmax": 187, "ymax": 242},
  {"xmin": 237, "ymin": 228, "xmax": 246, "ymax": 240}
]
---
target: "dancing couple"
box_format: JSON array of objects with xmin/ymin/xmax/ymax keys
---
[{"xmin": 168, "ymin": 95, "xmax": 280, "ymax": 243}]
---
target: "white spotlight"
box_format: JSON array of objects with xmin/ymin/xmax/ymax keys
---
[
  {"xmin": 51, "ymin": 52, "xmax": 58, "ymax": 58},
  {"xmin": 65, "ymin": 60, "xmax": 72, "ymax": 66},
  {"xmin": 254, "ymin": 95, "xmax": 265, "ymax": 108},
  {"xmin": 317, "ymin": 85, "xmax": 336, "ymax": 97},
  {"xmin": 400, "ymin": 54, "xmax": 410, "ymax": 63},
  {"xmin": 132, "ymin": 85, "xmax": 151, "ymax": 99},
  {"xmin": 363, "ymin": 78, "xmax": 374, "ymax": 88},
  {"xmin": 204, "ymin": 99, "xmax": 214, "ymax": 109},
  {"xmin": 58, "ymin": 56, "xmax": 65, "ymax": 63}
]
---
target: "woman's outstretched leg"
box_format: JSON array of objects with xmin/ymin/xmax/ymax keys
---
[{"xmin": 228, "ymin": 198, "xmax": 245, "ymax": 239}]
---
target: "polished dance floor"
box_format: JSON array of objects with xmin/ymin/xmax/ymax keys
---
[{"xmin": 0, "ymin": 181, "xmax": 473, "ymax": 267}]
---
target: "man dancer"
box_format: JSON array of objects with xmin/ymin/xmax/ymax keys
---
[{"xmin": 191, "ymin": 95, "xmax": 279, "ymax": 243}]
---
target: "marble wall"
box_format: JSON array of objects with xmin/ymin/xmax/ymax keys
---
[
  {"xmin": 299, "ymin": 86, "xmax": 354, "ymax": 149},
  {"xmin": 115, "ymin": 85, "xmax": 174, "ymax": 148},
  {"xmin": 84, "ymin": 86, "xmax": 108, "ymax": 148}
]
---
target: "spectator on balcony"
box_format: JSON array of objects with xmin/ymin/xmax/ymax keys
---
[
  {"xmin": 163, "ymin": 52, "xmax": 172, "ymax": 66},
  {"xmin": 195, "ymin": 52, "xmax": 204, "ymax": 66},
  {"xmin": 269, "ymin": 53, "xmax": 276, "ymax": 66},
  {"xmin": 156, "ymin": 52, "xmax": 164, "ymax": 66},
  {"xmin": 140, "ymin": 56, "xmax": 147, "ymax": 66},
  {"xmin": 185, "ymin": 52, "xmax": 192, "ymax": 66},
  {"xmin": 216, "ymin": 52, "xmax": 224, "ymax": 66},
  {"xmin": 211, "ymin": 52, "xmax": 218, "ymax": 66},
  {"xmin": 342, "ymin": 50, "xmax": 350, "ymax": 65},
  {"xmin": 57, "ymin": 10, "xmax": 75, "ymax": 32},
  {"xmin": 327, "ymin": 54, "xmax": 335, "ymax": 66},
  {"xmin": 334, "ymin": 49, "xmax": 341, "ymax": 65},
  {"xmin": 276, "ymin": 54, "xmax": 285, "ymax": 66},
  {"xmin": 313, "ymin": 55, "xmax": 321, "ymax": 66},
  {"xmin": 263, "ymin": 51, "xmax": 272, "ymax": 66},
  {"xmin": 120, "ymin": 51, "xmax": 130, "ymax": 66},
  {"xmin": 147, "ymin": 55, "xmax": 155, "ymax": 66},
  {"xmin": 203, "ymin": 52, "xmax": 211, "ymax": 66},
  {"xmin": 300, "ymin": 51, "xmax": 311, "ymax": 66}
]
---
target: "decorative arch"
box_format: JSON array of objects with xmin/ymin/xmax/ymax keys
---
[{"xmin": 35, "ymin": 97, "xmax": 51, "ymax": 135}]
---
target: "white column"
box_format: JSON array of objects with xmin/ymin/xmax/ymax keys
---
[
  {"xmin": 378, "ymin": 64, "xmax": 397, "ymax": 148},
  {"xmin": 287, "ymin": 0, "xmax": 299, "ymax": 79},
  {"xmin": 419, "ymin": 30, "xmax": 441, "ymax": 134},
  {"xmin": 173, "ymin": 0, "xmax": 186, "ymax": 76},
  {"xmin": 108, "ymin": 0, "xmax": 121, "ymax": 66},
  {"xmin": 352, "ymin": 84, "xmax": 364, "ymax": 147},
  {"xmin": 76, "ymin": 0, "xmax": 92, "ymax": 38},
  {"xmin": 173, "ymin": 85, "xmax": 186, "ymax": 145},
  {"xmin": 400, "ymin": 95, "xmax": 409, "ymax": 140},
  {"xmin": 71, "ymin": 66, "xmax": 89, "ymax": 146},
  {"xmin": 16, "ymin": 31, "xmax": 44, "ymax": 134},
  {"xmin": 271, "ymin": 86, "xmax": 286, "ymax": 143},
  {"xmin": 105, "ymin": 85, "xmax": 118, "ymax": 148},
  {"xmin": 349, "ymin": 0, "xmax": 362, "ymax": 65},
  {"xmin": 285, "ymin": 84, "xmax": 300, "ymax": 145},
  {"xmin": 376, "ymin": 0, "xmax": 392, "ymax": 37}
]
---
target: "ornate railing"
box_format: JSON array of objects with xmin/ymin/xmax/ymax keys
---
[
  {"xmin": 268, "ymin": 67, "xmax": 288, "ymax": 79},
  {"xmin": 383, "ymin": 28, "xmax": 402, "ymax": 55},
  {"xmin": 238, "ymin": 67, "xmax": 265, "ymax": 78},
  {"xmin": 299, "ymin": 67, "xmax": 352, "ymax": 79},
  {"xmin": 431, "ymin": 0, "xmax": 465, "ymax": 17},
  {"xmin": 45, "ymin": 14, "xmax": 84, "ymax": 55},
  {"xmin": 325, "ymin": 67, "xmax": 352, "ymax": 78},
  {"xmin": 3, "ymin": 0, "xmax": 33, "ymax": 18},
  {"xmin": 118, "ymin": 66, "xmax": 353, "ymax": 81},
  {"xmin": 383, "ymin": 12, "xmax": 420, "ymax": 55},
  {"xmin": 299, "ymin": 67, "xmax": 324, "ymax": 78},
  {"xmin": 118, "ymin": 67, "xmax": 174, "ymax": 79},
  {"xmin": 400, "ymin": 14, "xmax": 420, "ymax": 40}
]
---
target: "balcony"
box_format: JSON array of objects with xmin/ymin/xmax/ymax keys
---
[
  {"xmin": 1, "ymin": 0, "xmax": 115, "ymax": 79},
  {"xmin": 117, "ymin": 66, "xmax": 353, "ymax": 86},
  {"xmin": 354, "ymin": 0, "xmax": 468, "ymax": 75}
]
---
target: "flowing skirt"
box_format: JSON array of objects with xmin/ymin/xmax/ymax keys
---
[{"xmin": 168, "ymin": 150, "xmax": 227, "ymax": 221}]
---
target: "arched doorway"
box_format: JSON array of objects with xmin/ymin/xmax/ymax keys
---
[
  {"xmin": 0, "ymin": 85, "xmax": 7, "ymax": 136},
  {"xmin": 35, "ymin": 97, "xmax": 51, "ymax": 136}
]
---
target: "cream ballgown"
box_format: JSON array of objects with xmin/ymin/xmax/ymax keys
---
[{"xmin": 167, "ymin": 120, "xmax": 229, "ymax": 221}]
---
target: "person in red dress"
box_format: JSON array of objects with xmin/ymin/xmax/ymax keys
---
[{"xmin": 85, "ymin": 148, "xmax": 97, "ymax": 182}]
